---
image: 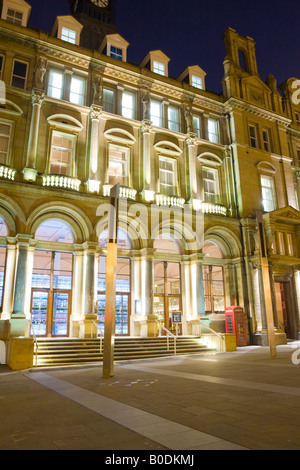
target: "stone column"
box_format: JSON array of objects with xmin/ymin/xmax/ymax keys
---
[
  {"xmin": 1, "ymin": 238, "xmax": 17, "ymax": 320},
  {"xmin": 185, "ymin": 254, "xmax": 206, "ymax": 335},
  {"xmin": 139, "ymin": 248, "xmax": 155, "ymax": 337},
  {"xmin": 70, "ymin": 247, "xmax": 84, "ymax": 338},
  {"xmin": 79, "ymin": 242, "xmax": 98, "ymax": 338},
  {"xmin": 11, "ymin": 235, "xmax": 34, "ymax": 337},
  {"xmin": 186, "ymin": 134, "xmax": 198, "ymax": 203},
  {"xmin": 87, "ymin": 105, "xmax": 102, "ymax": 193},
  {"xmin": 23, "ymin": 90, "xmax": 44, "ymax": 182}
]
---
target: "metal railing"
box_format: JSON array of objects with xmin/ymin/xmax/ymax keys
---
[
  {"xmin": 155, "ymin": 320, "xmax": 177, "ymax": 355},
  {"xmin": 193, "ymin": 319, "xmax": 225, "ymax": 351},
  {"xmin": 92, "ymin": 321, "xmax": 104, "ymax": 355}
]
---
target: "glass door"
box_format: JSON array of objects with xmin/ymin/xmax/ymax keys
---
[
  {"xmin": 31, "ymin": 290, "xmax": 49, "ymax": 336},
  {"xmin": 97, "ymin": 293, "xmax": 130, "ymax": 335},
  {"xmin": 52, "ymin": 291, "xmax": 70, "ymax": 336}
]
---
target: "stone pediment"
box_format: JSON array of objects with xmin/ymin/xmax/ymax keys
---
[
  {"xmin": 265, "ymin": 206, "xmax": 300, "ymax": 224},
  {"xmin": 241, "ymin": 75, "xmax": 272, "ymax": 108}
]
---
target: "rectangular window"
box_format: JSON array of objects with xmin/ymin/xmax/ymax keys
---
[
  {"xmin": 261, "ymin": 175, "xmax": 276, "ymax": 212},
  {"xmin": 203, "ymin": 168, "xmax": 218, "ymax": 203},
  {"xmin": 249, "ymin": 125, "xmax": 258, "ymax": 148},
  {"xmin": 0, "ymin": 122, "xmax": 12, "ymax": 165},
  {"xmin": 108, "ymin": 147, "xmax": 128, "ymax": 186},
  {"xmin": 48, "ymin": 70, "xmax": 64, "ymax": 100},
  {"xmin": 295, "ymin": 112, "xmax": 300, "ymax": 125},
  {"xmin": 297, "ymin": 149, "xmax": 300, "ymax": 167},
  {"xmin": 103, "ymin": 88, "xmax": 114, "ymax": 113},
  {"xmin": 122, "ymin": 90, "xmax": 136, "ymax": 119},
  {"xmin": 262, "ymin": 129, "xmax": 271, "ymax": 152},
  {"xmin": 153, "ymin": 61, "xmax": 165, "ymax": 76},
  {"xmin": 192, "ymin": 75, "xmax": 203, "ymax": 89},
  {"xmin": 70, "ymin": 75, "xmax": 85, "ymax": 105},
  {"xmin": 61, "ymin": 27, "xmax": 76, "ymax": 44},
  {"xmin": 193, "ymin": 116, "xmax": 201, "ymax": 138},
  {"xmin": 159, "ymin": 157, "xmax": 176, "ymax": 196},
  {"xmin": 168, "ymin": 106, "xmax": 180, "ymax": 132},
  {"xmin": 50, "ymin": 133, "xmax": 74, "ymax": 176},
  {"xmin": 208, "ymin": 118, "xmax": 220, "ymax": 144},
  {"xmin": 150, "ymin": 99, "xmax": 163, "ymax": 127},
  {"xmin": 11, "ymin": 60, "xmax": 27, "ymax": 89},
  {"xmin": 110, "ymin": 46, "xmax": 123, "ymax": 60},
  {"xmin": 6, "ymin": 9, "xmax": 23, "ymax": 25}
]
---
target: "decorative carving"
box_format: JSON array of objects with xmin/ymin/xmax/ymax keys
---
[
  {"xmin": 31, "ymin": 90, "xmax": 45, "ymax": 106},
  {"xmin": 184, "ymin": 105, "xmax": 194, "ymax": 134},
  {"xmin": 92, "ymin": 75, "xmax": 103, "ymax": 106},
  {"xmin": 33, "ymin": 58, "xmax": 46, "ymax": 90},
  {"xmin": 142, "ymin": 91, "xmax": 150, "ymax": 121}
]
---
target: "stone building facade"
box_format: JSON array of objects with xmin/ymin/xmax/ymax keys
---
[{"xmin": 0, "ymin": 0, "xmax": 299, "ymax": 344}]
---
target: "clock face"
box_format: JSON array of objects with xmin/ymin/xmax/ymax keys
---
[{"xmin": 91, "ymin": 0, "xmax": 109, "ymax": 7}]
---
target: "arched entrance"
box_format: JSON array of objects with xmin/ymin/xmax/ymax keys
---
[
  {"xmin": 31, "ymin": 219, "xmax": 74, "ymax": 336},
  {"xmin": 153, "ymin": 236, "xmax": 182, "ymax": 333},
  {"xmin": 98, "ymin": 228, "xmax": 132, "ymax": 335},
  {"xmin": 202, "ymin": 241, "xmax": 225, "ymax": 314}
]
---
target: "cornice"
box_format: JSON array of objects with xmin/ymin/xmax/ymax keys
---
[{"xmin": 225, "ymin": 97, "xmax": 291, "ymax": 126}]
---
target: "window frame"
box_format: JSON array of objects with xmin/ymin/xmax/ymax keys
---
[
  {"xmin": 61, "ymin": 26, "xmax": 77, "ymax": 45},
  {"xmin": 150, "ymin": 99, "xmax": 163, "ymax": 128},
  {"xmin": 6, "ymin": 8, "xmax": 23, "ymax": 25},
  {"xmin": 202, "ymin": 167, "xmax": 219, "ymax": 203},
  {"xmin": 158, "ymin": 155, "xmax": 178, "ymax": 197},
  {"xmin": 47, "ymin": 68, "xmax": 86, "ymax": 106},
  {"xmin": 249, "ymin": 124, "xmax": 259, "ymax": 149},
  {"xmin": 260, "ymin": 174, "xmax": 276, "ymax": 212},
  {"xmin": 295, "ymin": 112, "xmax": 300, "ymax": 125},
  {"xmin": 0, "ymin": 121, "xmax": 12, "ymax": 166},
  {"xmin": 262, "ymin": 128, "xmax": 271, "ymax": 152},
  {"xmin": 69, "ymin": 74, "xmax": 86, "ymax": 106},
  {"xmin": 121, "ymin": 89, "xmax": 136, "ymax": 120},
  {"xmin": 208, "ymin": 118, "xmax": 220, "ymax": 144},
  {"xmin": 0, "ymin": 54, "xmax": 5, "ymax": 81},
  {"xmin": 11, "ymin": 59, "xmax": 28, "ymax": 89},
  {"xmin": 102, "ymin": 87, "xmax": 115, "ymax": 114},
  {"xmin": 110, "ymin": 46, "xmax": 123, "ymax": 61},
  {"xmin": 191, "ymin": 75, "xmax": 203, "ymax": 90},
  {"xmin": 193, "ymin": 115, "xmax": 201, "ymax": 138},
  {"xmin": 168, "ymin": 105, "xmax": 181, "ymax": 133},
  {"xmin": 49, "ymin": 130, "xmax": 76, "ymax": 177},
  {"xmin": 153, "ymin": 60, "xmax": 165, "ymax": 76},
  {"xmin": 107, "ymin": 144, "xmax": 130, "ymax": 187}
]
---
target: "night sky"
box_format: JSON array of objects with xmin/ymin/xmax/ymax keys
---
[{"xmin": 27, "ymin": 0, "xmax": 300, "ymax": 94}]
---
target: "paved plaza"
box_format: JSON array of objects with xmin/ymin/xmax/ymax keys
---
[{"xmin": 1, "ymin": 342, "xmax": 300, "ymax": 451}]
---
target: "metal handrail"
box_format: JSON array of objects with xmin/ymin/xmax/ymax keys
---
[
  {"xmin": 28, "ymin": 320, "xmax": 38, "ymax": 367},
  {"xmin": 92, "ymin": 321, "xmax": 104, "ymax": 355},
  {"xmin": 155, "ymin": 320, "xmax": 177, "ymax": 355},
  {"xmin": 197, "ymin": 320, "xmax": 224, "ymax": 340}
]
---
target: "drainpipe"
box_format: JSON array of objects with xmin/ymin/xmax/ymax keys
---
[{"xmin": 226, "ymin": 112, "xmax": 253, "ymax": 342}]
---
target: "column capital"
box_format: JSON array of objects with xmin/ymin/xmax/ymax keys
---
[
  {"xmin": 82, "ymin": 241, "xmax": 98, "ymax": 254},
  {"xmin": 90, "ymin": 104, "xmax": 102, "ymax": 120},
  {"xmin": 31, "ymin": 89, "xmax": 45, "ymax": 106}
]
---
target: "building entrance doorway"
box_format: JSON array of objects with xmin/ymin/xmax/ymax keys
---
[
  {"xmin": 97, "ymin": 293, "xmax": 130, "ymax": 335},
  {"xmin": 31, "ymin": 250, "xmax": 73, "ymax": 337},
  {"xmin": 154, "ymin": 261, "xmax": 182, "ymax": 334},
  {"xmin": 31, "ymin": 289, "xmax": 71, "ymax": 336},
  {"xmin": 275, "ymin": 281, "xmax": 297, "ymax": 339}
]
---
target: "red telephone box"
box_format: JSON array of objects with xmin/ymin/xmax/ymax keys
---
[{"xmin": 225, "ymin": 306, "xmax": 247, "ymax": 346}]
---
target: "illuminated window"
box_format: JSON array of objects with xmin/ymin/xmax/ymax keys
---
[
  {"xmin": 0, "ymin": 122, "xmax": 12, "ymax": 165},
  {"xmin": 61, "ymin": 27, "xmax": 76, "ymax": 44},
  {"xmin": 11, "ymin": 60, "xmax": 27, "ymax": 89},
  {"xmin": 203, "ymin": 265, "xmax": 225, "ymax": 313},
  {"xmin": 122, "ymin": 90, "xmax": 136, "ymax": 119},
  {"xmin": 103, "ymin": 88, "xmax": 114, "ymax": 113},
  {"xmin": 208, "ymin": 118, "xmax": 220, "ymax": 144},
  {"xmin": 203, "ymin": 168, "xmax": 218, "ymax": 203},
  {"xmin": 48, "ymin": 70, "xmax": 64, "ymax": 100},
  {"xmin": 193, "ymin": 116, "xmax": 201, "ymax": 138},
  {"xmin": 48, "ymin": 70, "xmax": 86, "ymax": 105},
  {"xmin": 70, "ymin": 76, "xmax": 85, "ymax": 105},
  {"xmin": 50, "ymin": 132, "xmax": 75, "ymax": 176},
  {"xmin": 168, "ymin": 106, "xmax": 180, "ymax": 132},
  {"xmin": 108, "ymin": 147, "xmax": 128, "ymax": 186},
  {"xmin": 150, "ymin": 99, "xmax": 163, "ymax": 127},
  {"xmin": 159, "ymin": 157, "xmax": 176, "ymax": 196},
  {"xmin": 153, "ymin": 61, "xmax": 165, "ymax": 76},
  {"xmin": 261, "ymin": 175, "xmax": 276, "ymax": 212},
  {"xmin": 192, "ymin": 75, "xmax": 203, "ymax": 89}
]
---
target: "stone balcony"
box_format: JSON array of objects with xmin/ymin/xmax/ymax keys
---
[{"xmin": 42, "ymin": 175, "xmax": 81, "ymax": 192}]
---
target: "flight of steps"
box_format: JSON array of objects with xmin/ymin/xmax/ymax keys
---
[{"xmin": 34, "ymin": 336, "xmax": 216, "ymax": 367}]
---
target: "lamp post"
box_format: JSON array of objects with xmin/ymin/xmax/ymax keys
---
[{"xmin": 103, "ymin": 184, "xmax": 120, "ymax": 378}]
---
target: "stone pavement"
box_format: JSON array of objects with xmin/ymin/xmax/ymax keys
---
[{"xmin": 1, "ymin": 341, "xmax": 300, "ymax": 451}]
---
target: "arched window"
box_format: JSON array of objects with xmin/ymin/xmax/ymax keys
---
[
  {"xmin": 0, "ymin": 217, "xmax": 8, "ymax": 237},
  {"xmin": 35, "ymin": 219, "xmax": 74, "ymax": 244},
  {"xmin": 98, "ymin": 227, "xmax": 131, "ymax": 249},
  {"xmin": 154, "ymin": 235, "xmax": 181, "ymax": 254}
]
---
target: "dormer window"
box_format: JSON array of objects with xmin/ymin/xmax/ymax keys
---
[
  {"xmin": 51, "ymin": 16, "xmax": 83, "ymax": 46},
  {"xmin": 177, "ymin": 65, "xmax": 207, "ymax": 91},
  {"xmin": 1, "ymin": 0, "xmax": 31, "ymax": 27},
  {"xmin": 140, "ymin": 51, "xmax": 170, "ymax": 77},
  {"xmin": 100, "ymin": 34, "xmax": 129, "ymax": 62}
]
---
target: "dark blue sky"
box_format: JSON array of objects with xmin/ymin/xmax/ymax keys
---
[{"xmin": 27, "ymin": 0, "xmax": 300, "ymax": 94}]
